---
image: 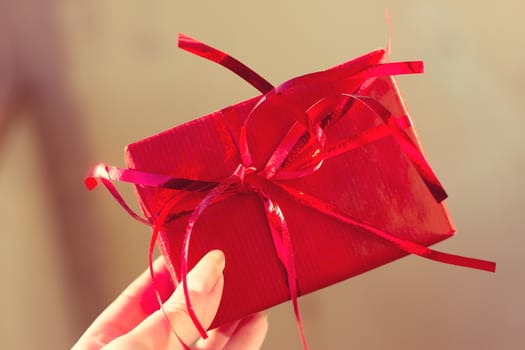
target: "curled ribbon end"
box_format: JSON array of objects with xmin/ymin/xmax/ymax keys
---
[
  {"xmin": 84, "ymin": 176, "xmax": 98, "ymax": 190},
  {"xmin": 413, "ymin": 60, "xmax": 424, "ymax": 74},
  {"xmin": 177, "ymin": 33, "xmax": 191, "ymax": 48},
  {"xmin": 455, "ymin": 257, "xmax": 496, "ymax": 273},
  {"xmin": 480, "ymin": 261, "xmax": 497, "ymax": 273}
]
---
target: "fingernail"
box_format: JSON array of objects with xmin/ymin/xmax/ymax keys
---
[{"xmin": 187, "ymin": 250, "xmax": 225, "ymax": 295}]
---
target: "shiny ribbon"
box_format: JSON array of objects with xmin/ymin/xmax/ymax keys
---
[{"xmin": 86, "ymin": 34, "xmax": 496, "ymax": 350}]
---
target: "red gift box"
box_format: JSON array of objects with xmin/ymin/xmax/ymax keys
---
[{"xmin": 87, "ymin": 34, "xmax": 495, "ymax": 339}]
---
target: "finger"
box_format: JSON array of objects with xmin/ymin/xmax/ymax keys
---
[
  {"xmin": 105, "ymin": 250, "xmax": 225, "ymax": 350},
  {"xmin": 194, "ymin": 313, "xmax": 268, "ymax": 350},
  {"xmin": 73, "ymin": 256, "xmax": 174, "ymax": 350},
  {"xmin": 193, "ymin": 320, "xmax": 241, "ymax": 350},
  {"xmin": 223, "ymin": 313, "xmax": 268, "ymax": 350}
]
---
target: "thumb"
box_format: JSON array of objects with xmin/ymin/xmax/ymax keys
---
[{"xmin": 105, "ymin": 250, "xmax": 225, "ymax": 350}]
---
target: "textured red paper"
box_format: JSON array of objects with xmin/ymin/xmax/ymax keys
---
[
  {"xmin": 87, "ymin": 35, "xmax": 495, "ymax": 335},
  {"xmin": 125, "ymin": 50, "xmax": 451, "ymax": 328}
]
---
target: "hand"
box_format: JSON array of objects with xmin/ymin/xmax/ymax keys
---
[{"xmin": 72, "ymin": 250, "xmax": 268, "ymax": 350}]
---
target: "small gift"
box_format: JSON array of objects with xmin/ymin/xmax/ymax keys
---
[{"xmin": 86, "ymin": 34, "xmax": 495, "ymax": 345}]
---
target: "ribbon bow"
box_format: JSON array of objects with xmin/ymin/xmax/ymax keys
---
[{"xmin": 86, "ymin": 34, "xmax": 496, "ymax": 350}]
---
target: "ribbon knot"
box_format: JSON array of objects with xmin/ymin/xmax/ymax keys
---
[{"xmin": 232, "ymin": 163, "xmax": 257, "ymax": 186}]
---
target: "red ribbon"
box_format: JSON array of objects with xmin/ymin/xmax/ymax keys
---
[{"xmin": 86, "ymin": 34, "xmax": 496, "ymax": 350}]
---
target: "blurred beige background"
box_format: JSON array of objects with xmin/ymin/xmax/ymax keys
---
[{"xmin": 0, "ymin": 0, "xmax": 523, "ymax": 349}]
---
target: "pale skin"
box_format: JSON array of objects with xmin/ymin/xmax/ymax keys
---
[{"xmin": 72, "ymin": 250, "xmax": 268, "ymax": 350}]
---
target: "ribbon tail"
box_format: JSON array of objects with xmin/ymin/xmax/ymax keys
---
[
  {"xmin": 255, "ymin": 188, "xmax": 309, "ymax": 350},
  {"xmin": 298, "ymin": 93, "xmax": 447, "ymax": 202},
  {"xmin": 180, "ymin": 176, "xmax": 238, "ymax": 339},
  {"xmin": 352, "ymin": 60, "xmax": 424, "ymax": 81},
  {"xmin": 344, "ymin": 94, "xmax": 448, "ymax": 202},
  {"xmin": 178, "ymin": 33, "xmax": 274, "ymax": 94},
  {"xmin": 422, "ymin": 250, "xmax": 496, "ymax": 272},
  {"xmin": 85, "ymin": 163, "xmax": 151, "ymax": 225},
  {"xmin": 274, "ymin": 182, "xmax": 496, "ymax": 273},
  {"xmin": 150, "ymin": 197, "xmax": 191, "ymax": 349},
  {"xmin": 388, "ymin": 126, "xmax": 448, "ymax": 202}
]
